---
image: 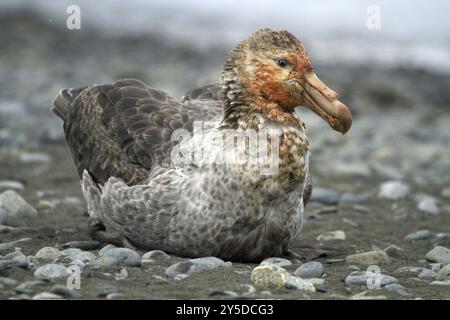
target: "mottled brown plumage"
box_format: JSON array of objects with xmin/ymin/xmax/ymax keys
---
[{"xmin": 52, "ymin": 28, "xmax": 351, "ymax": 261}]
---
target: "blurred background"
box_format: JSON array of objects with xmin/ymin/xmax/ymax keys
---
[{"xmin": 1, "ymin": 0, "xmax": 449, "ymax": 187}]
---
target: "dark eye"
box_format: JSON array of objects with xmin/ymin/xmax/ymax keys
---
[{"xmin": 276, "ymin": 58, "xmax": 288, "ymax": 68}]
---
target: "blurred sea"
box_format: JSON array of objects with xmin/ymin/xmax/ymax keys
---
[{"xmin": 2, "ymin": 0, "xmax": 450, "ymax": 73}]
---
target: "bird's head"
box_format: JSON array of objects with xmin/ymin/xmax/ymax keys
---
[{"xmin": 221, "ymin": 28, "xmax": 352, "ymax": 134}]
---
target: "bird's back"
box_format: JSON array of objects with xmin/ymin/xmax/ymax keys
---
[{"xmin": 52, "ymin": 78, "xmax": 222, "ymax": 186}]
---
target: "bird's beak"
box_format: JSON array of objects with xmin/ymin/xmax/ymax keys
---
[{"xmin": 286, "ymin": 72, "xmax": 352, "ymax": 134}]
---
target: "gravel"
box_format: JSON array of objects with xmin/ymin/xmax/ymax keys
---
[
  {"xmin": 294, "ymin": 261, "xmax": 324, "ymax": 279},
  {"xmin": 165, "ymin": 257, "xmax": 230, "ymax": 278}
]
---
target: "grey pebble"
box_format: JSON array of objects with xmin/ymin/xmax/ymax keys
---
[
  {"xmin": 310, "ymin": 187, "xmax": 341, "ymax": 205},
  {"xmin": 15, "ymin": 280, "xmax": 45, "ymax": 294},
  {"xmin": 384, "ymin": 245, "xmax": 405, "ymax": 258},
  {"xmin": 98, "ymin": 244, "xmax": 116, "ymax": 256},
  {"xmin": 0, "ymin": 237, "xmax": 31, "ymax": 251},
  {"xmin": 10, "ymin": 294, "xmax": 32, "ymax": 300},
  {"xmin": 32, "ymin": 292, "xmax": 62, "ymax": 300},
  {"xmin": 352, "ymin": 205, "xmax": 371, "ymax": 214},
  {"xmin": 384, "ymin": 283, "xmax": 412, "ymax": 297},
  {"xmin": 393, "ymin": 266, "xmax": 424, "ymax": 277},
  {"xmin": 88, "ymin": 247, "xmax": 141, "ymax": 268},
  {"xmin": 345, "ymin": 271, "xmax": 398, "ymax": 287},
  {"xmin": 430, "ymin": 263, "xmax": 443, "ymax": 272},
  {"xmin": 426, "ymin": 246, "xmax": 450, "ymax": 265},
  {"xmin": 0, "ymin": 180, "xmax": 24, "ymax": 191},
  {"xmin": 50, "ymin": 284, "xmax": 81, "ymax": 299},
  {"xmin": 294, "ymin": 261, "xmax": 324, "ymax": 279},
  {"xmin": 310, "ymin": 187, "xmax": 368, "ymax": 205},
  {"xmin": 57, "ymin": 240, "xmax": 102, "ymax": 251},
  {"xmin": 68, "ymin": 251, "xmax": 96, "ymax": 263},
  {"xmin": 0, "ymin": 225, "xmax": 26, "ymax": 233},
  {"xmin": 0, "ymin": 190, "xmax": 37, "ymax": 226},
  {"xmin": 405, "ymin": 230, "xmax": 432, "ymax": 241},
  {"xmin": 347, "ymin": 265, "xmax": 361, "ymax": 272},
  {"xmin": 35, "ymin": 247, "xmax": 60, "ymax": 260},
  {"xmin": 165, "ymin": 257, "xmax": 231, "ymax": 278},
  {"xmin": 97, "ymin": 286, "xmax": 118, "ymax": 297},
  {"xmin": 0, "ymin": 277, "xmax": 18, "ymax": 287},
  {"xmin": 34, "ymin": 263, "xmax": 68, "ymax": 280},
  {"xmin": 106, "ymin": 292, "xmax": 126, "ymax": 300},
  {"xmin": 19, "ymin": 152, "xmax": 49, "ymax": 163},
  {"xmin": 0, "ymin": 259, "xmax": 24, "ymax": 270},
  {"xmin": 438, "ymin": 264, "xmax": 450, "ymax": 276},
  {"xmin": 261, "ymin": 257, "xmax": 292, "ymax": 267},
  {"xmin": 418, "ymin": 268, "xmax": 440, "ymax": 280},
  {"xmin": 417, "ymin": 197, "xmax": 440, "ymax": 215},
  {"xmin": 142, "ymin": 250, "xmax": 169, "ymax": 259},
  {"xmin": 378, "ymin": 181, "xmax": 410, "ymax": 200}
]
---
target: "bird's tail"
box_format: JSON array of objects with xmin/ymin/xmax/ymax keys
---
[{"xmin": 51, "ymin": 87, "xmax": 87, "ymax": 121}]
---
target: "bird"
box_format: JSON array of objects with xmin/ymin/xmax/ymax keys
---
[{"xmin": 52, "ymin": 28, "xmax": 351, "ymax": 262}]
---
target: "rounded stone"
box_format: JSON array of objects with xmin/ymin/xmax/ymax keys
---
[
  {"xmin": 165, "ymin": 257, "xmax": 229, "ymax": 278},
  {"xmin": 294, "ymin": 261, "xmax": 324, "ymax": 279},
  {"xmin": 35, "ymin": 247, "xmax": 60, "ymax": 261},
  {"xmin": 142, "ymin": 250, "xmax": 169, "ymax": 259},
  {"xmin": 89, "ymin": 247, "xmax": 141, "ymax": 268},
  {"xmin": 426, "ymin": 246, "xmax": 450, "ymax": 265},
  {"xmin": 405, "ymin": 230, "xmax": 432, "ymax": 241},
  {"xmin": 251, "ymin": 264, "xmax": 290, "ymax": 289},
  {"xmin": 417, "ymin": 197, "xmax": 440, "ymax": 215},
  {"xmin": 34, "ymin": 264, "xmax": 68, "ymax": 280},
  {"xmin": 32, "ymin": 292, "xmax": 63, "ymax": 300},
  {"xmin": 378, "ymin": 181, "xmax": 410, "ymax": 200},
  {"xmin": 345, "ymin": 250, "xmax": 391, "ymax": 265},
  {"xmin": 50, "ymin": 284, "xmax": 81, "ymax": 299},
  {"xmin": 317, "ymin": 230, "xmax": 346, "ymax": 241},
  {"xmin": 438, "ymin": 264, "xmax": 450, "ymax": 276},
  {"xmin": 0, "ymin": 190, "xmax": 37, "ymax": 226},
  {"xmin": 251, "ymin": 264, "xmax": 315, "ymax": 292},
  {"xmin": 261, "ymin": 257, "xmax": 292, "ymax": 267}
]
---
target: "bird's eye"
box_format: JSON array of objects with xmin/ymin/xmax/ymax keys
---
[{"xmin": 276, "ymin": 59, "xmax": 288, "ymax": 68}]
